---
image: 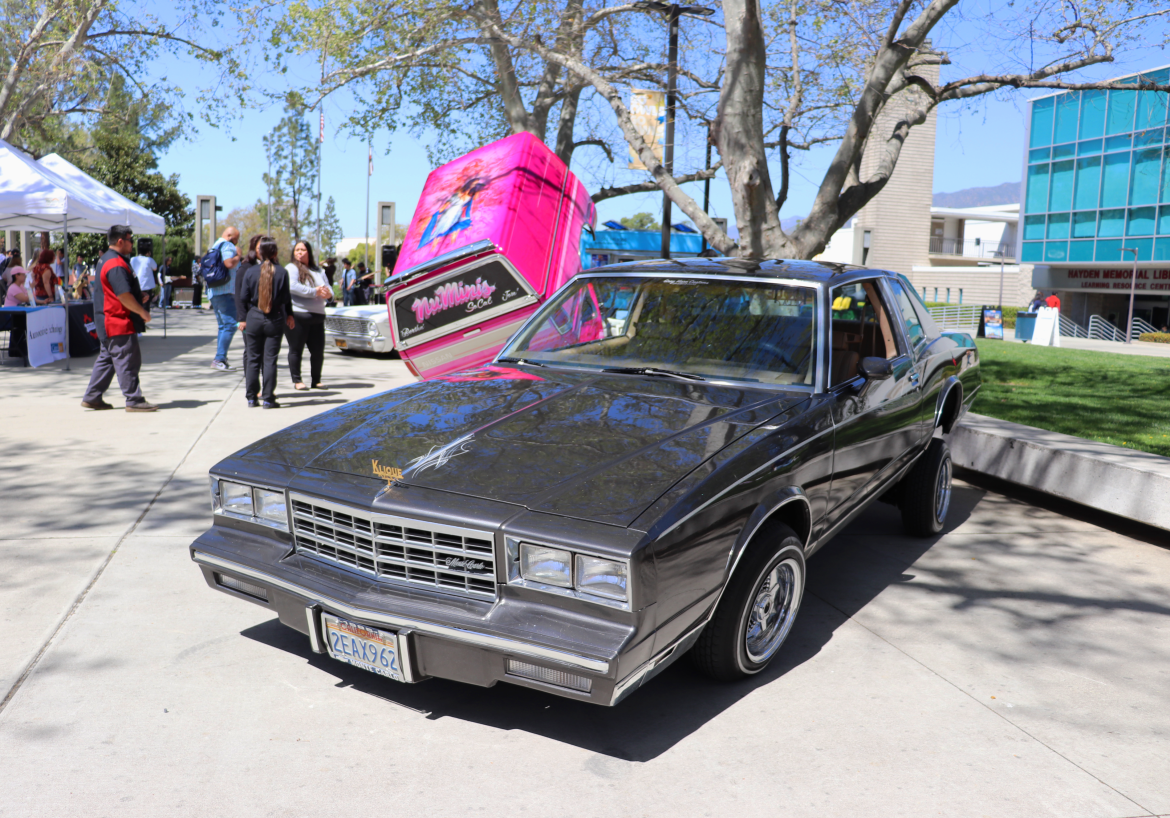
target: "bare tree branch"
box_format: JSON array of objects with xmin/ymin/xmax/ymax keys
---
[{"xmin": 593, "ymin": 163, "xmax": 722, "ymax": 202}]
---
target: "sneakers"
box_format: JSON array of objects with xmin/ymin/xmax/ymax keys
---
[
  {"xmin": 126, "ymin": 402, "xmax": 159, "ymax": 412},
  {"xmin": 212, "ymin": 359, "xmax": 233, "ymax": 371},
  {"xmin": 247, "ymin": 398, "xmax": 259, "ymax": 408},
  {"xmin": 80, "ymin": 399, "xmax": 114, "ymax": 410},
  {"xmin": 261, "ymin": 400, "xmax": 280, "ymax": 409}
]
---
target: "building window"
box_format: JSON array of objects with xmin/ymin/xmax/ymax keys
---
[
  {"xmin": 1073, "ymin": 157, "xmax": 1102, "ymax": 210},
  {"xmin": 1106, "ymin": 89, "xmax": 1137, "ymax": 136},
  {"xmin": 958, "ymin": 289, "xmax": 964, "ymax": 304},
  {"xmin": 1026, "ymin": 164, "xmax": 1050, "ymax": 213},
  {"xmin": 946, "ymin": 288, "xmax": 951, "ymax": 303},
  {"xmin": 1030, "ymin": 96, "xmax": 1055, "ymax": 148},
  {"xmin": 861, "ymin": 230, "xmax": 871, "ymax": 265},
  {"xmin": 933, "ymin": 287, "xmax": 938, "ymax": 302},
  {"xmin": 1101, "ymin": 152, "xmax": 1131, "ymax": 208},
  {"xmin": 1079, "ymin": 90, "xmax": 1107, "ymax": 139},
  {"xmin": 1130, "ymin": 148, "xmax": 1161, "ymax": 206}
]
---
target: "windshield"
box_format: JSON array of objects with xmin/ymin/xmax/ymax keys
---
[{"xmin": 500, "ymin": 275, "xmax": 818, "ymax": 385}]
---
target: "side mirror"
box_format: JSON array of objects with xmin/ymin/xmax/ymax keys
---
[{"xmin": 858, "ymin": 357, "xmax": 893, "ymax": 381}]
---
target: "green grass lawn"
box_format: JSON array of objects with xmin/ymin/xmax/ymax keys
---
[{"xmin": 974, "ymin": 340, "xmax": 1170, "ymax": 458}]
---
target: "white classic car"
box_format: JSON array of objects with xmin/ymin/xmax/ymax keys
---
[{"xmin": 324, "ymin": 304, "xmax": 395, "ymax": 354}]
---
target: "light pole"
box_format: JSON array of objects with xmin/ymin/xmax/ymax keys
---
[
  {"xmin": 992, "ymin": 247, "xmax": 1006, "ymax": 316},
  {"xmin": 635, "ymin": 1, "xmax": 715, "ymax": 259},
  {"xmin": 700, "ymin": 121, "xmax": 712, "ymax": 254},
  {"xmin": 1121, "ymin": 247, "xmax": 1139, "ymax": 344}
]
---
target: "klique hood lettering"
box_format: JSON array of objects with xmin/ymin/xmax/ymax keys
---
[{"xmin": 245, "ymin": 370, "xmax": 809, "ymax": 527}]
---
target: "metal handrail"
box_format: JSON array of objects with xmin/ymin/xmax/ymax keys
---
[
  {"xmin": 928, "ymin": 304, "xmax": 981, "ymax": 332},
  {"xmin": 927, "ymin": 237, "xmax": 1015, "ymax": 259},
  {"xmin": 1059, "ymin": 315, "xmax": 1089, "ymax": 338},
  {"xmin": 1088, "ymin": 315, "xmax": 1127, "ymax": 342},
  {"xmin": 1132, "ymin": 316, "xmax": 1159, "ymax": 337}
]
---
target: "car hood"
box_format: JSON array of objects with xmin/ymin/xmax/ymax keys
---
[
  {"xmin": 242, "ymin": 366, "xmax": 810, "ymax": 527},
  {"xmin": 327, "ymin": 305, "xmax": 388, "ymax": 319}
]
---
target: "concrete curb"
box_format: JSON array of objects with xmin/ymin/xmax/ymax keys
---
[{"xmin": 951, "ymin": 412, "xmax": 1170, "ymax": 533}]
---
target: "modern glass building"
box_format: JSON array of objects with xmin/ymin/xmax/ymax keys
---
[{"xmin": 1023, "ymin": 65, "xmax": 1170, "ymax": 328}]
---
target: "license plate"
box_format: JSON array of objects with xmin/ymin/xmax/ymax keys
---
[
  {"xmin": 335, "ymin": 339, "xmax": 348, "ymax": 349},
  {"xmin": 321, "ymin": 614, "xmax": 404, "ymax": 682}
]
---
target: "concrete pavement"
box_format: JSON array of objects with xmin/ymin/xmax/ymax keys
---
[
  {"xmin": 2, "ymin": 310, "xmax": 1168, "ymax": 817},
  {"xmin": 1002, "ymin": 327, "xmax": 1170, "ymax": 357}
]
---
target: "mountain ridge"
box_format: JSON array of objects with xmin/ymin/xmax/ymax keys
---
[{"xmin": 932, "ymin": 181, "xmax": 1020, "ymax": 208}]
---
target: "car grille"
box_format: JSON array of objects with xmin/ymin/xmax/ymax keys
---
[
  {"xmin": 326, "ymin": 316, "xmax": 374, "ymax": 336},
  {"xmin": 289, "ymin": 494, "xmax": 496, "ymax": 600}
]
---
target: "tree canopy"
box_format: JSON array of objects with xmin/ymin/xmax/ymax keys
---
[
  {"xmin": 63, "ymin": 76, "xmax": 194, "ymax": 267},
  {"xmin": 0, "ymin": 0, "xmax": 239, "ymax": 155},
  {"xmin": 260, "ymin": 0, "xmax": 1170, "ymax": 259}
]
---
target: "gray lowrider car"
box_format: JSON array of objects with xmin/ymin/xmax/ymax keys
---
[{"xmin": 191, "ymin": 259, "xmax": 980, "ymax": 705}]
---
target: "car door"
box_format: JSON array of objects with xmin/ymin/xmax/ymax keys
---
[
  {"xmin": 883, "ymin": 276, "xmax": 934, "ymax": 445},
  {"xmin": 825, "ymin": 277, "xmax": 924, "ymax": 526}
]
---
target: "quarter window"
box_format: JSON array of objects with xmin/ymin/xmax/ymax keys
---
[{"xmin": 887, "ymin": 279, "xmax": 926, "ymax": 352}]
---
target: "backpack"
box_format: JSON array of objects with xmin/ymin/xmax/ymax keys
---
[{"xmin": 199, "ymin": 242, "xmax": 230, "ymax": 288}]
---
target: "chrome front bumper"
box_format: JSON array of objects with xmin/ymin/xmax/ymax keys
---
[
  {"xmin": 193, "ymin": 549, "xmax": 609, "ymax": 674},
  {"xmin": 326, "ymin": 332, "xmax": 392, "ymax": 353}
]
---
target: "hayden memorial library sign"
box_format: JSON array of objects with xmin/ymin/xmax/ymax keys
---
[{"xmin": 1032, "ymin": 265, "xmax": 1170, "ymax": 292}]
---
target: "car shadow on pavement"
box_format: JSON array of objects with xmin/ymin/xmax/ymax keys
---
[{"xmin": 241, "ymin": 485, "xmax": 986, "ymax": 762}]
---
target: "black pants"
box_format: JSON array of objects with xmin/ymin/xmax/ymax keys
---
[
  {"xmin": 244, "ymin": 313, "xmax": 284, "ymax": 402},
  {"xmin": 286, "ymin": 311, "xmax": 325, "ymax": 385},
  {"xmin": 83, "ymin": 334, "xmax": 145, "ymax": 405}
]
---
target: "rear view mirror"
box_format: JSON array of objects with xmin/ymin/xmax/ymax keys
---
[{"xmin": 858, "ymin": 357, "xmax": 893, "ymax": 381}]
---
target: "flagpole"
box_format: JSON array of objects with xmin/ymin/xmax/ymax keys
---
[
  {"xmin": 365, "ymin": 134, "xmax": 371, "ymax": 274},
  {"xmin": 317, "ymin": 107, "xmax": 323, "ymax": 250}
]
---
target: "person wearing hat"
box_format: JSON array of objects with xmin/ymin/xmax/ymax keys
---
[{"xmin": 81, "ymin": 225, "xmax": 157, "ymax": 412}]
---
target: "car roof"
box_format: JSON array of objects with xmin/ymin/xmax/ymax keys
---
[{"xmin": 582, "ymin": 257, "xmax": 897, "ymax": 285}]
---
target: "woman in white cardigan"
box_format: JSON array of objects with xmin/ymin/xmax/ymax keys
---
[{"xmin": 285, "ymin": 240, "xmax": 332, "ymax": 390}]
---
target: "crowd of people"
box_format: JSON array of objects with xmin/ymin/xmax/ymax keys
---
[
  {"xmin": 1, "ymin": 247, "xmax": 83, "ymax": 305},
  {"xmin": 77, "ymin": 223, "xmax": 344, "ymax": 412}
]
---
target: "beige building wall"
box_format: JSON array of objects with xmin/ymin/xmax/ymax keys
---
[
  {"xmin": 908, "ymin": 264, "xmax": 1035, "ymax": 307},
  {"xmin": 851, "ymin": 66, "xmax": 939, "ymax": 276}
]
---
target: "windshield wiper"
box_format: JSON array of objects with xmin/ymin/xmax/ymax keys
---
[
  {"xmin": 601, "ymin": 366, "xmax": 706, "ymax": 381},
  {"xmin": 497, "ymin": 356, "xmax": 546, "ymax": 367}
]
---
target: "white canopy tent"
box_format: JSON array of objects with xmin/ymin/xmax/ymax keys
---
[
  {"xmin": 0, "ymin": 139, "xmax": 122, "ymax": 233},
  {"xmin": 0, "ymin": 139, "xmax": 173, "ymax": 363},
  {"xmin": 39, "ymin": 153, "xmax": 165, "ymax": 235}
]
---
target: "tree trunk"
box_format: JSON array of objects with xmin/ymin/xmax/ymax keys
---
[{"xmin": 717, "ymin": 0, "xmax": 786, "ymax": 258}]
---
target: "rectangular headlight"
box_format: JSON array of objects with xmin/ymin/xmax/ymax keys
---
[
  {"xmin": 221, "ymin": 481, "xmax": 253, "ymax": 517},
  {"xmin": 520, "ymin": 543, "xmax": 573, "ymax": 588},
  {"xmin": 575, "ymin": 555, "xmax": 628, "ymax": 602},
  {"xmin": 253, "ymin": 488, "xmax": 287, "ymax": 526}
]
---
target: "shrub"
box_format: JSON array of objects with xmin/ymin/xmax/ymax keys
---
[{"xmin": 1138, "ymin": 332, "xmax": 1170, "ymax": 344}]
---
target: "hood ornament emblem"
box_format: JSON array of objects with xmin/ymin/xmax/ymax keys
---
[{"xmin": 372, "ymin": 459, "xmax": 403, "ymax": 487}]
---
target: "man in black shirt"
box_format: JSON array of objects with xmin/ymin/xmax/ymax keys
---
[{"xmin": 81, "ymin": 225, "xmax": 157, "ymax": 411}]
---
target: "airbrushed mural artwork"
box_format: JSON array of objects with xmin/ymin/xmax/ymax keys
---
[{"xmin": 387, "ymin": 132, "xmax": 597, "ymax": 380}]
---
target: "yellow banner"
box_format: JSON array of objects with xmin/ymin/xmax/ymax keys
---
[{"xmin": 628, "ymin": 89, "xmax": 665, "ymax": 170}]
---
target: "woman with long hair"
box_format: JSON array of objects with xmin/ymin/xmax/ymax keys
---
[
  {"xmin": 31, "ymin": 248, "xmax": 60, "ymax": 305},
  {"xmin": 235, "ymin": 236, "xmax": 294, "ymax": 408},
  {"xmin": 285, "ymin": 239, "xmax": 332, "ymax": 390}
]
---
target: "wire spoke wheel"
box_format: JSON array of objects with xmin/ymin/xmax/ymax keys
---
[
  {"xmin": 743, "ymin": 558, "xmax": 802, "ymax": 664},
  {"xmin": 934, "ymin": 454, "xmax": 952, "ymax": 525}
]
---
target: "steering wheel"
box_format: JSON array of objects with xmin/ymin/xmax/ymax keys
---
[{"xmin": 738, "ymin": 339, "xmax": 798, "ymax": 372}]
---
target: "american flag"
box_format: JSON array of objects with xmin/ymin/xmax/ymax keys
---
[
  {"xmin": 368, "ymin": 145, "xmax": 373, "ymax": 176},
  {"xmin": 319, "ymin": 110, "xmax": 324, "ymax": 143}
]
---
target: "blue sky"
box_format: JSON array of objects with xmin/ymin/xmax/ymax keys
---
[{"xmin": 154, "ymin": 19, "xmax": 1169, "ymax": 240}]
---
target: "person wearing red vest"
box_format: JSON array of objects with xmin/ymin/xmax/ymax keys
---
[{"xmin": 81, "ymin": 225, "xmax": 157, "ymax": 411}]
